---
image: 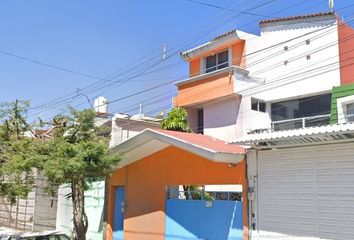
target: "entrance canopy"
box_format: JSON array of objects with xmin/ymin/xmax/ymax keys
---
[{"xmin": 110, "ymin": 128, "xmax": 245, "ymax": 168}]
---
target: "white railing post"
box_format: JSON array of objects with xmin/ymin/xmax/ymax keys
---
[{"xmin": 302, "ymin": 118, "xmax": 306, "ymax": 128}]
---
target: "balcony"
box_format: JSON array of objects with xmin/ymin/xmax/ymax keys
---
[
  {"xmin": 174, "ymin": 66, "xmax": 262, "ymax": 107},
  {"xmin": 271, "ymin": 114, "xmax": 330, "ymax": 131}
]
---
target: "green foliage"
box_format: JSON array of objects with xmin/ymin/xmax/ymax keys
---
[
  {"xmin": 39, "ymin": 108, "xmax": 120, "ymax": 239},
  {"xmin": 0, "ymin": 100, "xmax": 37, "ymax": 204},
  {"xmin": 161, "ymin": 107, "xmax": 191, "ymax": 132},
  {"xmin": 41, "ymin": 109, "xmax": 120, "ymax": 183}
]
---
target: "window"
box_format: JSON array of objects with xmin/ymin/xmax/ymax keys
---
[
  {"xmin": 284, "ymin": 60, "xmax": 288, "ymax": 66},
  {"xmin": 346, "ymin": 103, "xmax": 354, "ymax": 122},
  {"xmin": 271, "ymin": 94, "xmax": 331, "ymax": 130},
  {"xmin": 306, "ymin": 39, "xmax": 311, "ymax": 45},
  {"xmin": 251, "ymin": 98, "xmax": 266, "ymax": 112},
  {"xmin": 197, "ymin": 108, "xmax": 204, "ymax": 134},
  {"xmin": 205, "ymin": 50, "xmax": 229, "ymax": 73},
  {"xmin": 284, "ymin": 46, "xmax": 288, "ymax": 51},
  {"xmin": 306, "ymin": 55, "xmax": 311, "ymax": 60}
]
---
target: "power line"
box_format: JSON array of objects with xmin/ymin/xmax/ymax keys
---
[
  {"xmin": 28, "ymin": 0, "xmax": 278, "ymax": 118},
  {"xmin": 184, "ymin": 0, "xmax": 268, "ymax": 17},
  {"xmin": 28, "ymin": 1, "xmax": 350, "ymax": 120}
]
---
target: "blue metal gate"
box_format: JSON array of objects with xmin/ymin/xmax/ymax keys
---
[
  {"xmin": 113, "ymin": 187, "xmax": 125, "ymax": 240},
  {"xmin": 165, "ymin": 189, "xmax": 243, "ymax": 240}
]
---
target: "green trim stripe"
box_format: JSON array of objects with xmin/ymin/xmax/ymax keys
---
[{"xmin": 330, "ymin": 84, "xmax": 354, "ymax": 124}]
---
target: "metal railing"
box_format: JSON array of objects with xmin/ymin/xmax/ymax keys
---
[
  {"xmin": 271, "ymin": 114, "xmax": 331, "ymax": 131},
  {"xmin": 205, "ymin": 61, "xmax": 229, "ymax": 73}
]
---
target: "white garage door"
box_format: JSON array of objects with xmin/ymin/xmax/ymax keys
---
[{"xmin": 257, "ymin": 143, "xmax": 354, "ymax": 240}]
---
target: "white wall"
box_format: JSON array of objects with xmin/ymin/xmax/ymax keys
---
[
  {"xmin": 230, "ymin": 15, "xmax": 342, "ymax": 137},
  {"xmin": 236, "ymin": 96, "xmax": 271, "ymax": 137},
  {"xmin": 109, "ymin": 114, "xmax": 160, "ymax": 148},
  {"xmin": 56, "ymin": 182, "xmax": 105, "ymax": 240},
  {"xmin": 203, "ymin": 97, "xmax": 240, "ymax": 142},
  {"xmin": 243, "ymin": 16, "xmax": 341, "ymax": 101}
]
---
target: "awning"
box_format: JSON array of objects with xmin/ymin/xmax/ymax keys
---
[
  {"xmin": 232, "ymin": 123, "xmax": 354, "ymax": 149},
  {"xmin": 110, "ymin": 128, "xmax": 245, "ymax": 168}
]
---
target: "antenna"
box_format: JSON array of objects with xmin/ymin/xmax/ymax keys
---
[
  {"xmin": 139, "ymin": 102, "xmax": 143, "ymax": 115},
  {"xmin": 163, "ymin": 44, "xmax": 166, "ymax": 61},
  {"xmin": 329, "ymin": 0, "xmax": 334, "ymax": 11}
]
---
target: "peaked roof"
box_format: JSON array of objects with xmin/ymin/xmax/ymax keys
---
[
  {"xmin": 180, "ymin": 30, "xmax": 254, "ymax": 61},
  {"xmin": 110, "ymin": 128, "xmax": 245, "ymax": 168},
  {"xmin": 260, "ymin": 12, "xmax": 335, "ymax": 25}
]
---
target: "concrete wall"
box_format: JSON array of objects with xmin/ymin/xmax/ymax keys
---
[
  {"xmin": 0, "ymin": 171, "xmax": 56, "ymax": 232},
  {"xmin": 56, "ymin": 182, "xmax": 105, "ymax": 240},
  {"xmin": 32, "ymin": 172, "xmax": 57, "ymax": 231},
  {"xmin": 109, "ymin": 115, "xmax": 160, "ymax": 148},
  {"xmin": 106, "ymin": 146, "xmax": 248, "ymax": 240},
  {"xmin": 0, "ymin": 193, "xmax": 35, "ymax": 230}
]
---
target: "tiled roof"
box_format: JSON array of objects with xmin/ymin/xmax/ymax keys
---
[
  {"xmin": 111, "ymin": 128, "xmax": 245, "ymax": 168},
  {"xmin": 155, "ymin": 129, "xmax": 245, "ymax": 154},
  {"xmin": 180, "ymin": 30, "xmax": 241, "ymax": 61},
  {"xmin": 210, "ymin": 29, "xmax": 237, "ymax": 41},
  {"xmin": 260, "ymin": 12, "xmax": 335, "ymax": 24}
]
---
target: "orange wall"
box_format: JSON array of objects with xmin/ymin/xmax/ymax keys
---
[
  {"xmin": 232, "ymin": 40, "xmax": 246, "ymax": 68},
  {"xmin": 106, "ymin": 146, "xmax": 248, "ymax": 240},
  {"xmin": 174, "ymin": 72, "xmax": 233, "ymax": 107},
  {"xmin": 338, "ymin": 22, "xmax": 354, "ymax": 85},
  {"xmin": 190, "ymin": 58, "xmax": 200, "ymax": 77},
  {"xmin": 187, "ymin": 39, "xmax": 246, "ymax": 77}
]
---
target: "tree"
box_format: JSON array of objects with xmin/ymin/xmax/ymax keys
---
[
  {"xmin": 0, "ymin": 100, "xmax": 38, "ymax": 227},
  {"xmin": 39, "ymin": 109, "xmax": 120, "ymax": 240},
  {"xmin": 161, "ymin": 107, "xmax": 191, "ymax": 132}
]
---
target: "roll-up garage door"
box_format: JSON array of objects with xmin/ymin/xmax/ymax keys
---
[{"xmin": 257, "ymin": 143, "xmax": 354, "ymax": 240}]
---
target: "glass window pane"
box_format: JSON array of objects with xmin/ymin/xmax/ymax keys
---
[
  {"xmin": 346, "ymin": 103, "xmax": 354, "ymax": 115},
  {"xmin": 217, "ymin": 50, "xmax": 228, "ymax": 69},
  {"xmin": 251, "ymin": 98, "xmax": 258, "ymax": 111},
  {"xmin": 206, "ymin": 55, "xmax": 216, "ymax": 73},
  {"xmin": 346, "ymin": 103, "xmax": 354, "ymax": 122},
  {"xmin": 271, "ymin": 94, "xmax": 331, "ymax": 121},
  {"xmin": 197, "ymin": 109, "xmax": 204, "ymax": 134},
  {"xmin": 259, "ymin": 101, "xmax": 266, "ymax": 112}
]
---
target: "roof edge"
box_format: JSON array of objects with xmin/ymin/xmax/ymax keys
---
[
  {"xmin": 111, "ymin": 128, "xmax": 245, "ymax": 168},
  {"xmin": 259, "ymin": 11, "xmax": 336, "ymax": 25}
]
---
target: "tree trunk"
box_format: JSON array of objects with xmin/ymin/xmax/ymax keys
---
[{"xmin": 71, "ymin": 179, "xmax": 88, "ymax": 240}]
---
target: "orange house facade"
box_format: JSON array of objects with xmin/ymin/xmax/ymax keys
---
[{"xmin": 106, "ymin": 129, "xmax": 247, "ymax": 240}]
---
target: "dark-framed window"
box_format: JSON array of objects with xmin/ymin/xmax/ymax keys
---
[
  {"xmin": 197, "ymin": 108, "xmax": 204, "ymax": 134},
  {"xmin": 251, "ymin": 98, "xmax": 266, "ymax": 113},
  {"xmin": 271, "ymin": 94, "xmax": 331, "ymax": 121},
  {"xmin": 205, "ymin": 50, "xmax": 229, "ymax": 73}
]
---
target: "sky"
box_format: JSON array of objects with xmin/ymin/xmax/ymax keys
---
[{"xmin": 0, "ymin": 0, "xmax": 353, "ymax": 123}]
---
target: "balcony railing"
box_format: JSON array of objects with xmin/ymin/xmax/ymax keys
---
[{"xmin": 271, "ymin": 114, "xmax": 330, "ymax": 131}]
